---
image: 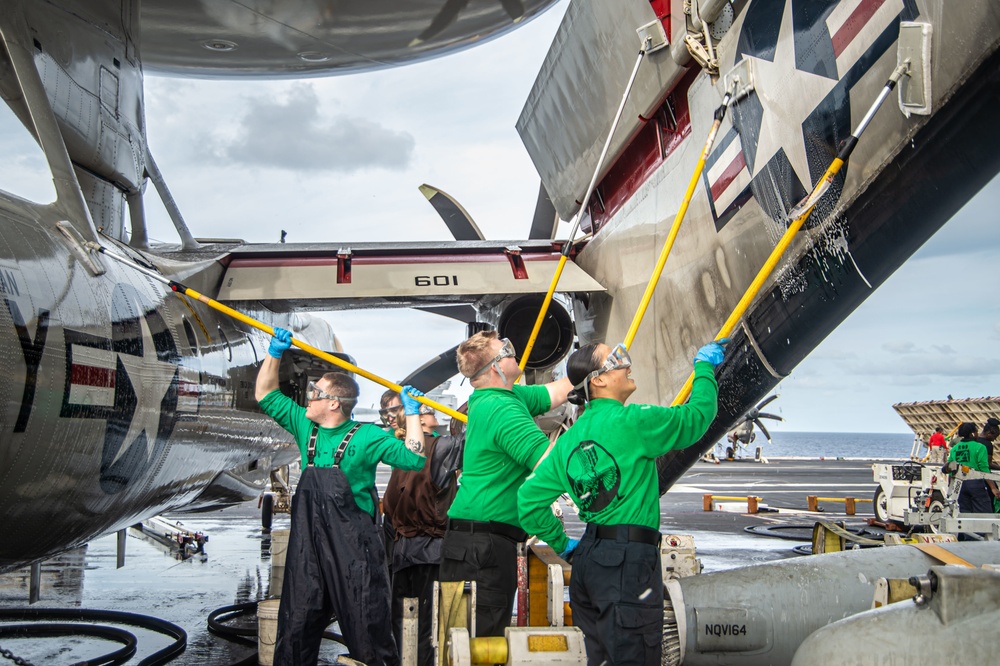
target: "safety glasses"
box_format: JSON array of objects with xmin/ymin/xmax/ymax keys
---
[
  {"xmin": 470, "ymin": 338, "xmax": 517, "ymax": 380},
  {"xmin": 379, "ymin": 402, "xmax": 434, "ymax": 425},
  {"xmin": 307, "ymin": 381, "xmax": 346, "ymax": 402},
  {"xmin": 378, "ymin": 404, "xmax": 404, "ymax": 424},
  {"xmin": 574, "ymin": 343, "xmax": 632, "ymax": 396}
]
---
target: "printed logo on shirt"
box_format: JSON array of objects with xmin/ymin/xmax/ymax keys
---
[{"xmin": 566, "ymin": 440, "xmax": 621, "ymax": 516}]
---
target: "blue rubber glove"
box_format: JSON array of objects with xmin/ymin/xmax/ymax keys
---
[
  {"xmin": 401, "ymin": 385, "xmax": 424, "ymax": 416},
  {"xmin": 558, "ymin": 538, "xmax": 580, "ymax": 561},
  {"xmin": 268, "ymin": 328, "xmax": 293, "ymax": 359},
  {"xmin": 694, "ymin": 338, "xmax": 729, "ymax": 367}
]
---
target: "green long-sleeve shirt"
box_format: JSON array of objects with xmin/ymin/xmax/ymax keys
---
[
  {"xmin": 517, "ymin": 362, "xmax": 719, "ymax": 553},
  {"xmin": 447, "ymin": 383, "xmax": 552, "ymax": 527},
  {"xmin": 259, "ymin": 389, "xmax": 424, "ymax": 516}
]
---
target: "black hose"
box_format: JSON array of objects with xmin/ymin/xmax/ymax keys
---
[
  {"xmin": 207, "ymin": 602, "xmax": 258, "ymax": 644},
  {"xmin": 206, "ymin": 600, "xmax": 348, "ymax": 666},
  {"xmin": 0, "ymin": 623, "xmax": 136, "ymax": 666},
  {"xmin": 0, "ymin": 608, "xmax": 186, "ymax": 665}
]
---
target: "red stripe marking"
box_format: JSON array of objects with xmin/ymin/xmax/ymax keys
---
[
  {"xmin": 228, "ymin": 254, "xmax": 563, "ymax": 268},
  {"xmin": 71, "ymin": 364, "xmax": 115, "ymax": 388},
  {"xmin": 832, "ymin": 0, "xmax": 886, "ymax": 58},
  {"xmin": 710, "ymin": 151, "xmax": 747, "ymax": 203}
]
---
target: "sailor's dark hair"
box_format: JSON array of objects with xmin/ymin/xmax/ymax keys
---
[
  {"xmin": 957, "ymin": 421, "xmax": 978, "ymax": 440},
  {"xmin": 380, "ymin": 388, "xmax": 400, "ymax": 409},
  {"xmin": 566, "ymin": 343, "xmax": 604, "ymax": 406}
]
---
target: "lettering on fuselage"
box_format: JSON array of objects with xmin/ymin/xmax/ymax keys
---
[
  {"xmin": 694, "ymin": 607, "xmax": 767, "ymax": 652},
  {"xmin": 0, "ymin": 269, "xmax": 20, "ymax": 296},
  {"xmin": 4, "ymin": 298, "xmax": 49, "ymax": 433},
  {"xmin": 705, "ymin": 624, "xmax": 748, "ymax": 637}
]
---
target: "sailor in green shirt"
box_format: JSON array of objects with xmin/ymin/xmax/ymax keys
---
[
  {"xmin": 947, "ymin": 422, "xmax": 997, "ymax": 522},
  {"xmin": 518, "ymin": 339, "xmax": 723, "ymax": 666},
  {"xmin": 256, "ymin": 327, "xmax": 426, "ymax": 666},
  {"xmin": 439, "ymin": 330, "xmax": 572, "ymax": 637}
]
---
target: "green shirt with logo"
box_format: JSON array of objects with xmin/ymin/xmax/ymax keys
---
[
  {"xmin": 260, "ymin": 389, "xmax": 425, "ymax": 516},
  {"xmin": 447, "ymin": 384, "xmax": 553, "ymax": 527},
  {"xmin": 518, "ymin": 362, "xmax": 718, "ymax": 553},
  {"xmin": 948, "ymin": 438, "xmax": 990, "ymax": 473}
]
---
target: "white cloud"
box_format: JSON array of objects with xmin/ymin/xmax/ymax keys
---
[{"xmin": 210, "ymin": 84, "xmax": 415, "ymax": 173}]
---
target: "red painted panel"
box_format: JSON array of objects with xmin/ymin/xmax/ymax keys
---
[{"xmin": 589, "ymin": 67, "xmax": 696, "ymax": 233}]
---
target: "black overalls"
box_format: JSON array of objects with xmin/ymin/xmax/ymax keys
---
[{"xmin": 274, "ymin": 425, "xmax": 398, "ymax": 666}]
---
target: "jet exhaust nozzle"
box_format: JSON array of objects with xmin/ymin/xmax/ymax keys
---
[{"xmin": 497, "ymin": 295, "xmax": 574, "ymax": 370}]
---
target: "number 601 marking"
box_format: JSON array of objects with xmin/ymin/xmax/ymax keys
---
[{"xmin": 414, "ymin": 275, "xmax": 459, "ymax": 287}]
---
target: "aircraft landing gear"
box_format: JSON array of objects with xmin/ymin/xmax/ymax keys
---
[{"xmin": 260, "ymin": 465, "xmax": 292, "ymax": 532}]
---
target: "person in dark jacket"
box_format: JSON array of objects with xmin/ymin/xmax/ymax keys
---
[
  {"xmin": 382, "ymin": 392, "xmax": 465, "ymax": 666},
  {"xmin": 256, "ymin": 327, "xmax": 426, "ymax": 666}
]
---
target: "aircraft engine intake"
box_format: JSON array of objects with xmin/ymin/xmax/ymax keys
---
[{"xmin": 497, "ymin": 295, "xmax": 574, "ymax": 371}]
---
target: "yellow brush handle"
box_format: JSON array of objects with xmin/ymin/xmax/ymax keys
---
[
  {"xmin": 517, "ymin": 255, "xmax": 568, "ymax": 378},
  {"xmin": 624, "ymin": 120, "xmax": 723, "ymax": 349},
  {"xmin": 181, "ymin": 286, "xmax": 468, "ymax": 423},
  {"xmin": 671, "ymin": 157, "xmax": 845, "ymax": 406}
]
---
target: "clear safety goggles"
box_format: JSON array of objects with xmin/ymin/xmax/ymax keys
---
[
  {"xmin": 378, "ymin": 404, "xmax": 404, "ymax": 424},
  {"xmin": 379, "ymin": 401, "xmax": 434, "ymax": 425},
  {"xmin": 307, "ymin": 381, "xmax": 346, "ymax": 402},
  {"xmin": 573, "ymin": 343, "xmax": 632, "ymax": 400},
  {"xmin": 469, "ymin": 338, "xmax": 517, "ymax": 380}
]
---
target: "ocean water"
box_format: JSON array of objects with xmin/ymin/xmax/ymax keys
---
[{"xmin": 720, "ymin": 431, "xmax": 915, "ymax": 460}]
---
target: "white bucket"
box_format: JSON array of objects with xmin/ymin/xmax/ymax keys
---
[
  {"xmin": 269, "ymin": 529, "xmax": 290, "ymax": 597},
  {"xmin": 257, "ymin": 598, "xmax": 282, "ymax": 666}
]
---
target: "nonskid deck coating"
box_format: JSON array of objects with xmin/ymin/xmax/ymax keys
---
[{"xmin": 0, "ymin": 457, "xmax": 890, "ymax": 664}]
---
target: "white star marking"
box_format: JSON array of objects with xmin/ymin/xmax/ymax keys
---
[
  {"xmin": 743, "ymin": 1, "xmax": 838, "ymax": 189},
  {"xmin": 111, "ymin": 313, "xmax": 176, "ymax": 464}
]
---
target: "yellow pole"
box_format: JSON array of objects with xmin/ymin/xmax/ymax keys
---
[
  {"xmin": 518, "ymin": 49, "xmax": 648, "ymax": 377},
  {"xmin": 91, "ymin": 245, "xmax": 468, "ymax": 423},
  {"xmin": 670, "ymin": 159, "xmax": 842, "ymax": 406},
  {"xmin": 518, "ymin": 255, "xmax": 568, "ymax": 374},
  {"xmin": 178, "ymin": 285, "xmax": 468, "ymax": 423},
  {"xmin": 670, "ymin": 62, "xmax": 909, "ymax": 406},
  {"xmin": 623, "ymin": 82, "xmax": 736, "ymax": 349}
]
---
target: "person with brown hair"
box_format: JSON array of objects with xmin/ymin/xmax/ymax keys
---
[
  {"xmin": 256, "ymin": 327, "xmax": 426, "ymax": 666},
  {"xmin": 439, "ymin": 330, "xmax": 572, "ymax": 637},
  {"xmin": 382, "ymin": 392, "xmax": 466, "ymax": 666}
]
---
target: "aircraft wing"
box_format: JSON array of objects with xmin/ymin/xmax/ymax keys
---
[{"xmin": 211, "ymin": 240, "xmax": 604, "ymax": 311}]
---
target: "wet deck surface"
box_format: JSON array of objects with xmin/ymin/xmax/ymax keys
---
[{"xmin": 0, "ymin": 457, "xmax": 892, "ymax": 664}]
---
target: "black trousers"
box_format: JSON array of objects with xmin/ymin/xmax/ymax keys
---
[
  {"xmin": 439, "ymin": 528, "xmax": 519, "ymax": 638},
  {"xmin": 570, "ymin": 527, "xmax": 663, "ymax": 665},
  {"xmin": 391, "ymin": 563, "xmax": 438, "ymax": 666},
  {"xmin": 274, "ymin": 466, "xmax": 398, "ymax": 666}
]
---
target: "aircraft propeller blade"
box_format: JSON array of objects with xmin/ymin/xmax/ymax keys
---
[
  {"xmin": 754, "ymin": 419, "xmax": 773, "ymax": 443},
  {"xmin": 418, "ymin": 184, "xmax": 485, "ymax": 240},
  {"xmin": 401, "ymin": 345, "xmax": 460, "ymax": 394},
  {"xmin": 756, "ymin": 393, "xmax": 780, "ymax": 410},
  {"xmin": 528, "ymin": 181, "xmax": 558, "ymax": 239},
  {"xmin": 756, "ymin": 412, "xmax": 784, "ymax": 422}
]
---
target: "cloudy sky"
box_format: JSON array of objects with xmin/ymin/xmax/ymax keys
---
[{"xmin": 2, "ymin": 1, "xmax": 996, "ymax": 433}]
